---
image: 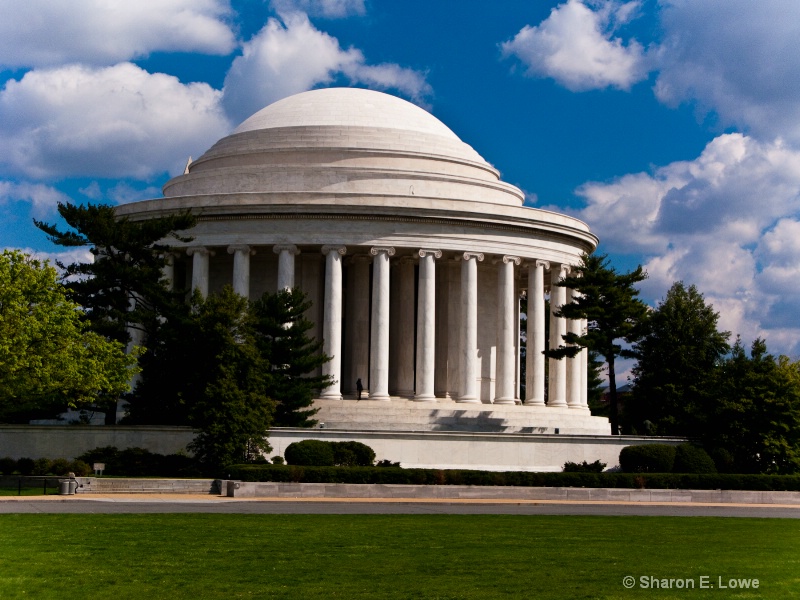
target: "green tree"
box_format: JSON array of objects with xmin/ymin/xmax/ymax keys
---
[
  {"xmin": 630, "ymin": 282, "xmax": 730, "ymax": 436},
  {"xmin": 185, "ymin": 287, "xmax": 275, "ymax": 471},
  {"xmin": 252, "ymin": 287, "xmax": 333, "ymax": 427},
  {"xmin": 0, "ymin": 250, "xmax": 138, "ymax": 422},
  {"xmin": 34, "ymin": 202, "xmax": 196, "ymax": 345},
  {"xmin": 548, "ymin": 253, "xmax": 649, "ymax": 435},
  {"xmin": 705, "ymin": 338, "xmax": 800, "ymax": 474}
]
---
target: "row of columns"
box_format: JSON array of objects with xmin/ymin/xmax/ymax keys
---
[{"xmin": 182, "ymin": 243, "xmax": 587, "ymax": 408}]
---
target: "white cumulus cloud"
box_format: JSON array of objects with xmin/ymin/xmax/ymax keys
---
[
  {"xmin": 565, "ymin": 133, "xmax": 800, "ymax": 355},
  {"xmin": 0, "ymin": 180, "xmax": 71, "ymax": 217},
  {"xmin": 501, "ymin": 0, "xmax": 648, "ymax": 91},
  {"xmin": 654, "ymin": 0, "xmax": 800, "ymax": 145},
  {"xmin": 270, "ymin": 0, "xmax": 366, "ymax": 18},
  {"xmin": 0, "ymin": 63, "xmax": 232, "ymax": 179},
  {"xmin": 222, "ymin": 12, "xmax": 431, "ymax": 123},
  {"xmin": 0, "ymin": 0, "xmax": 236, "ymax": 68}
]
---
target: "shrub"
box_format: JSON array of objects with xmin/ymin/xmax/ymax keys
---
[
  {"xmin": 376, "ymin": 459, "xmax": 400, "ymax": 468},
  {"xmin": 271, "ymin": 456, "xmax": 285, "ymax": 465},
  {"xmin": 619, "ymin": 444, "xmax": 676, "ymax": 473},
  {"xmin": 284, "ymin": 440, "xmax": 335, "ymax": 466},
  {"xmin": 563, "ymin": 460, "xmax": 606, "ymax": 473},
  {"xmin": 0, "ymin": 457, "xmax": 16, "ymax": 475},
  {"xmin": 75, "ymin": 446, "xmax": 200, "ymax": 476},
  {"xmin": 49, "ymin": 458, "xmax": 71, "ymax": 475},
  {"xmin": 709, "ymin": 447, "xmax": 736, "ymax": 474},
  {"xmin": 673, "ymin": 444, "xmax": 717, "ymax": 474},
  {"xmin": 16, "ymin": 457, "xmax": 34, "ymax": 476},
  {"xmin": 68, "ymin": 460, "xmax": 92, "ymax": 477},
  {"xmin": 32, "ymin": 457, "xmax": 52, "ymax": 475},
  {"xmin": 332, "ymin": 441, "xmax": 375, "ymax": 467}
]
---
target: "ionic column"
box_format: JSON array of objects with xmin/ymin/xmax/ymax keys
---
[
  {"xmin": 395, "ymin": 257, "xmax": 416, "ymax": 396},
  {"xmin": 369, "ymin": 246, "xmax": 395, "ymax": 401},
  {"xmin": 273, "ymin": 244, "xmax": 300, "ymax": 290},
  {"xmin": 525, "ymin": 260, "xmax": 549, "ymax": 406},
  {"xmin": 566, "ymin": 287, "xmax": 582, "ymax": 408},
  {"xmin": 415, "ymin": 249, "xmax": 441, "ymax": 401},
  {"xmin": 459, "ymin": 252, "xmax": 484, "ymax": 403},
  {"xmin": 580, "ymin": 318, "xmax": 589, "ymax": 408},
  {"xmin": 346, "ymin": 256, "xmax": 370, "ymax": 395},
  {"xmin": 548, "ymin": 264, "xmax": 569, "ymax": 407},
  {"xmin": 186, "ymin": 246, "xmax": 213, "ymax": 298},
  {"xmin": 228, "ymin": 245, "xmax": 254, "ymax": 298},
  {"xmin": 320, "ymin": 245, "xmax": 346, "ymax": 399},
  {"xmin": 495, "ymin": 255, "xmax": 521, "ymax": 405}
]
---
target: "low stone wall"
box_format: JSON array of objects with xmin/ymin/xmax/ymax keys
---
[
  {"xmin": 0, "ymin": 425, "xmax": 684, "ymax": 472},
  {"xmin": 76, "ymin": 477, "xmax": 218, "ymax": 494},
  {"xmin": 268, "ymin": 429, "xmax": 685, "ymax": 472},
  {"xmin": 0, "ymin": 425, "xmax": 195, "ymax": 459},
  {"xmin": 226, "ymin": 481, "xmax": 800, "ymax": 505}
]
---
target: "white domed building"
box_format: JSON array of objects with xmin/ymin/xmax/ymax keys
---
[{"xmin": 118, "ymin": 87, "xmax": 617, "ymax": 470}]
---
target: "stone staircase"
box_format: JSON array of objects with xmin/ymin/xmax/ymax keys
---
[{"xmin": 312, "ymin": 398, "xmax": 611, "ymax": 435}]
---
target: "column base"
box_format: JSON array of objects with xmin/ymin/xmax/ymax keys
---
[
  {"xmin": 413, "ymin": 394, "xmax": 437, "ymax": 402},
  {"xmin": 320, "ymin": 392, "xmax": 342, "ymax": 400},
  {"xmin": 493, "ymin": 397, "xmax": 516, "ymax": 405},
  {"xmin": 524, "ymin": 399, "xmax": 546, "ymax": 407},
  {"xmin": 547, "ymin": 400, "xmax": 568, "ymax": 407},
  {"xmin": 367, "ymin": 394, "xmax": 391, "ymax": 401},
  {"xmin": 456, "ymin": 396, "xmax": 481, "ymax": 404}
]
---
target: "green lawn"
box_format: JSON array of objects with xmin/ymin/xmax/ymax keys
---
[{"xmin": 0, "ymin": 514, "xmax": 797, "ymax": 599}]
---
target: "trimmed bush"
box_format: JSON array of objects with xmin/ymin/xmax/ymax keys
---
[
  {"xmin": 332, "ymin": 441, "xmax": 375, "ymax": 467},
  {"xmin": 16, "ymin": 458, "xmax": 34, "ymax": 476},
  {"xmin": 563, "ymin": 460, "xmax": 606, "ymax": 473},
  {"xmin": 619, "ymin": 444, "xmax": 676, "ymax": 473},
  {"xmin": 673, "ymin": 444, "xmax": 717, "ymax": 474},
  {"xmin": 68, "ymin": 460, "xmax": 92, "ymax": 477},
  {"xmin": 31, "ymin": 458, "xmax": 52, "ymax": 476},
  {"xmin": 0, "ymin": 457, "xmax": 16, "ymax": 475},
  {"xmin": 284, "ymin": 440, "xmax": 335, "ymax": 466},
  {"xmin": 225, "ymin": 464, "xmax": 800, "ymax": 491}
]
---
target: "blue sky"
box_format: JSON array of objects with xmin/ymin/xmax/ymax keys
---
[{"xmin": 2, "ymin": 0, "xmax": 800, "ymax": 356}]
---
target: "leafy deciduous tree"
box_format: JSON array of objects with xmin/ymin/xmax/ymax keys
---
[{"xmin": 0, "ymin": 250, "xmax": 138, "ymax": 422}]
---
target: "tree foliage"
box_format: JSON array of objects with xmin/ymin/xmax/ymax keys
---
[
  {"xmin": 185, "ymin": 288, "xmax": 275, "ymax": 471},
  {"xmin": 631, "ymin": 282, "xmax": 730, "ymax": 436},
  {"xmin": 0, "ymin": 250, "xmax": 138, "ymax": 422},
  {"xmin": 548, "ymin": 252, "xmax": 649, "ymax": 434},
  {"xmin": 252, "ymin": 287, "xmax": 332, "ymax": 427},
  {"xmin": 704, "ymin": 338, "xmax": 800, "ymax": 474},
  {"xmin": 34, "ymin": 202, "xmax": 196, "ymax": 344}
]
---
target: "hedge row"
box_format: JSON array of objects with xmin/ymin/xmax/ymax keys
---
[
  {"xmin": 0, "ymin": 457, "xmax": 92, "ymax": 477},
  {"xmin": 226, "ymin": 464, "xmax": 800, "ymax": 491}
]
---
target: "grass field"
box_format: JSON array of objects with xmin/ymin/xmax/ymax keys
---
[{"xmin": 0, "ymin": 514, "xmax": 797, "ymax": 599}]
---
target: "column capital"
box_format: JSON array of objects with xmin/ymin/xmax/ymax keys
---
[
  {"xmin": 186, "ymin": 246, "xmax": 214, "ymax": 257},
  {"xmin": 370, "ymin": 246, "xmax": 396, "ymax": 257},
  {"xmin": 321, "ymin": 245, "xmax": 347, "ymax": 256},
  {"xmin": 227, "ymin": 244, "xmax": 255, "ymax": 255},
  {"xmin": 273, "ymin": 244, "xmax": 300, "ymax": 255},
  {"xmin": 557, "ymin": 263, "xmax": 571, "ymax": 277},
  {"xmin": 461, "ymin": 252, "xmax": 484, "ymax": 262},
  {"xmin": 418, "ymin": 248, "xmax": 442, "ymax": 259},
  {"xmin": 494, "ymin": 255, "xmax": 521, "ymax": 265}
]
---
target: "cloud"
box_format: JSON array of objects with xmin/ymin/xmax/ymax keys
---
[
  {"xmin": 0, "ymin": 0, "xmax": 236, "ymax": 68},
  {"xmin": 501, "ymin": 0, "xmax": 648, "ymax": 91},
  {"xmin": 0, "ymin": 180, "xmax": 71, "ymax": 217},
  {"xmin": 654, "ymin": 0, "xmax": 800, "ymax": 145},
  {"xmin": 270, "ymin": 0, "xmax": 366, "ymax": 18},
  {"xmin": 565, "ymin": 133, "xmax": 800, "ymax": 355},
  {"xmin": 222, "ymin": 12, "xmax": 431, "ymax": 122},
  {"xmin": 0, "ymin": 63, "xmax": 232, "ymax": 180}
]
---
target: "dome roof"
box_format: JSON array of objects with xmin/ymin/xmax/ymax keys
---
[
  {"xmin": 163, "ymin": 87, "xmax": 522, "ymax": 206},
  {"xmin": 234, "ymin": 87, "xmax": 461, "ymax": 141}
]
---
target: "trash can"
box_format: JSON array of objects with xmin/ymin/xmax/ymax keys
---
[{"xmin": 59, "ymin": 479, "xmax": 77, "ymax": 495}]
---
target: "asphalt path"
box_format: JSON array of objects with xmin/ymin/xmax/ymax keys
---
[{"xmin": 2, "ymin": 495, "xmax": 799, "ymax": 517}]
